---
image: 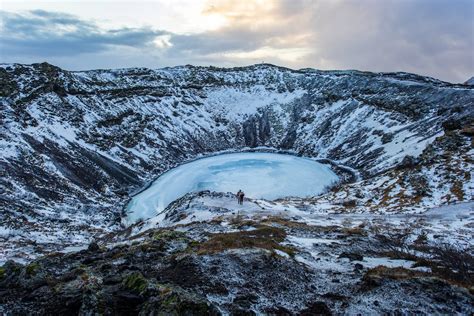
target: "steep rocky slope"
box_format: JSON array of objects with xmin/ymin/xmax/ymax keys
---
[
  {"xmin": 1, "ymin": 62, "xmax": 473, "ymax": 263},
  {"xmin": 1, "ymin": 62, "xmax": 473, "ymax": 314}
]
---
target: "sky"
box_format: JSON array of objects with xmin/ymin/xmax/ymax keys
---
[{"xmin": 0, "ymin": 0, "xmax": 473, "ymax": 83}]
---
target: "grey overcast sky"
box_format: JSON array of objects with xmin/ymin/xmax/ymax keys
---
[{"xmin": 1, "ymin": 0, "xmax": 473, "ymax": 83}]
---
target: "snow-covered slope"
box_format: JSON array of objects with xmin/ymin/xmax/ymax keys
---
[
  {"xmin": 1, "ymin": 62, "xmax": 473, "ymax": 262},
  {"xmin": 464, "ymin": 76, "xmax": 474, "ymax": 85}
]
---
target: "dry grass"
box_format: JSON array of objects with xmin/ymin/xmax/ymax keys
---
[
  {"xmin": 360, "ymin": 266, "xmax": 432, "ymax": 291},
  {"xmin": 362, "ymin": 266, "xmax": 431, "ymax": 290},
  {"xmin": 228, "ymin": 216, "xmax": 257, "ymax": 228},
  {"xmin": 376, "ymin": 229, "xmax": 474, "ymax": 289},
  {"xmin": 261, "ymin": 216, "xmax": 340, "ymax": 233},
  {"xmin": 450, "ymin": 180, "xmax": 465, "ymax": 201},
  {"xmin": 377, "ymin": 175, "xmax": 404, "ymax": 207},
  {"xmin": 426, "ymin": 244, "xmax": 474, "ymax": 288},
  {"xmin": 341, "ymin": 226, "xmax": 367, "ymax": 236},
  {"xmin": 387, "ymin": 249, "xmax": 474, "ymax": 290},
  {"xmin": 364, "ymin": 266, "xmax": 428, "ymax": 281},
  {"xmin": 195, "ymin": 226, "xmax": 295, "ymax": 256},
  {"xmin": 260, "ymin": 216, "xmax": 310, "ymax": 229}
]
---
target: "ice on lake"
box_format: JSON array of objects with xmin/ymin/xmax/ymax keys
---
[{"xmin": 126, "ymin": 152, "xmax": 339, "ymax": 223}]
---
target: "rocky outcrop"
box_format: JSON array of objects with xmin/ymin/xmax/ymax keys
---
[{"xmin": 1, "ymin": 212, "xmax": 472, "ymax": 315}]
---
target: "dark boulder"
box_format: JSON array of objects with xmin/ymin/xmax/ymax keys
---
[
  {"xmin": 342, "ymin": 199, "xmax": 357, "ymax": 208},
  {"xmin": 88, "ymin": 241, "xmax": 100, "ymax": 252},
  {"xmin": 381, "ymin": 132, "xmax": 394, "ymax": 144},
  {"xmin": 339, "ymin": 252, "xmax": 363, "ymax": 261},
  {"xmin": 442, "ymin": 119, "xmax": 461, "ymax": 131},
  {"xmin": 397, "ymin": 155, "xmax": 419, "ymax": 169},
  {"xmin": 298, "ymin": 301, "xmax": 332, "ymax": 316}
]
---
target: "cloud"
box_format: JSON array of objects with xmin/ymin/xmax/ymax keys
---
[
  {"xmin": 166, "ymin": 0, "xmax": 473, "ymax": 82},
  {"xmin": 0, "ymin": 10, "xmax": 167, "ymax": 57},
  {"xmin": 0, "ymin": 1, "xmax": 473, "ymax": 83},
  {"xmin": 165, "ymin": 0, "xmax": 313, "ymax": 64},
  {"xmin": 304, "ymin": 0, "xmax": 474, "ymax": 81}
]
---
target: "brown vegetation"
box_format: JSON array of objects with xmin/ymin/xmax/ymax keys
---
[{"xmin": 195, "ymin": 226, "xmax": 295, "ymax": 256}]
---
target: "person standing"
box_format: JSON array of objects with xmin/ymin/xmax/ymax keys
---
[
  {"xmin": 240, "ymin": 190, "xmax": 245, "ymax": 205},
  {"xmin": 236, "ymin": 189, "xmax": 245, "ymax": 205},
  {"xmin": 236, "ymin": 190, "xmax": 242, "ymax": 205}
]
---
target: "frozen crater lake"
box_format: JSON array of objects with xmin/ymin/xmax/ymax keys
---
[{"xmin": 126, "ymin": 152, "xmax": 339, "ymax": 223}]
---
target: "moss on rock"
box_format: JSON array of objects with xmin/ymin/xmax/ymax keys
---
[
  {"xmin": 140, "ymin": 285, "xmax": 219, "ymax": 315},
  {"xmin": 122, "ymin": 272, "xmax": 148, "ymax": 293},
  {"xmin": 25, "ymin": 262, "xmax": 40, "ymax": 276}
]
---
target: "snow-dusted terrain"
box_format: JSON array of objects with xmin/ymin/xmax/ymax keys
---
[
  {"xmin": 126, "ymin": 152, "xmax": 339, "ymax": 224},
  {"xmin": 0, "ymin": 62, "xmax": 473, "ymax": 314},
  {"xmin": 1, "ymin": 63, "xmax": 472, "ymax": 259},
  {"xmin": 465, "ymin": 76, "xmax": 474, "ymax": 85}
]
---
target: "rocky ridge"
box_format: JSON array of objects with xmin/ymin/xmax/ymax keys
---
[
  {"xmin": 1, "ymin": 62, "xmax": 472, "ymax": 262},
  {"xmin": 0, "ymin": 62, "xmax": 473, "ymax": 314}
]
